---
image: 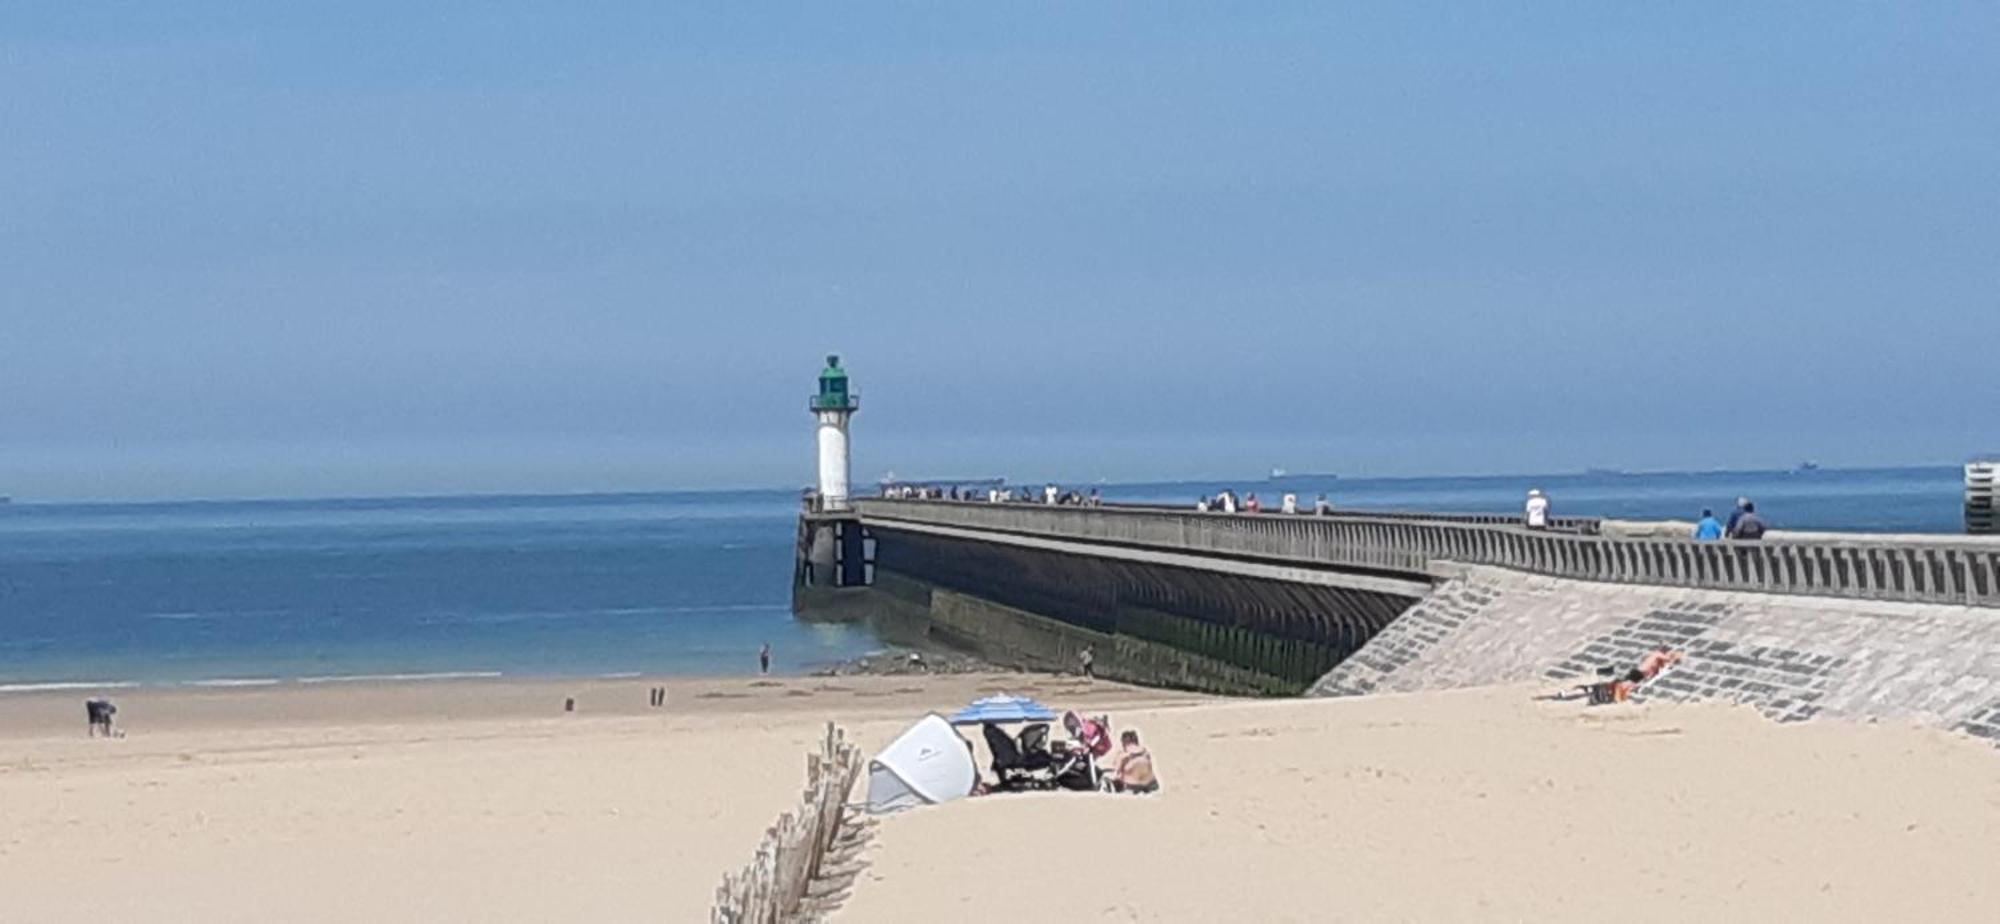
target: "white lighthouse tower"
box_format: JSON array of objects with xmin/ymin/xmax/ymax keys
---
[{"xmin": 809, "ymin": 354, "xmax": 859, "ymax": 510}]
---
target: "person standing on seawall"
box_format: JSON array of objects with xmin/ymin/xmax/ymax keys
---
[
  {"xmin": 1314, "ymin": 493, "xmax": 1332, "ymax": 515},
  {"xmin": 1281, "ymin": 492, "xmax": 1299, "ymax": 515},
  {"xmin": 1524, "ymin": 489, "xmax": 1551, "ymax": 530},
  {"xmin": 1694, "ymin": 508, "xmax": 1725, "ymax": 541},
  {"xmin": 759, "ymin": 642, "xmax": 771, "ymax": 675}
]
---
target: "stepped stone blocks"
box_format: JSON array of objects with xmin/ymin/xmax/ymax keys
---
[
  {"xmin": 1961, "ymin": 702, "xmax": 2000, "ymax": 741},
  {"xmin": 1545, "ymin": 606, "xmax": 1728, "ymax": 682},
  {"xmin": 1638, "ymin": 639, "xmax": 1848, "ymax": 724},
  {"xmin": 1311, "ymin": 565, "xmax": 2000, "ymax": 744},
  {"xmin": 1311, "ymin": 579, "xmax": 1497, "ymax": 696}
]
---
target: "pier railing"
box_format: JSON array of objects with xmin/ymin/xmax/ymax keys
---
[
  {"xmin": 1102, "ymin": 502, "xmax": 1602, "ymax": 534},
  {"xmin": 853, "ymin": 499, "xmax": 2000, "ymax": 608}
]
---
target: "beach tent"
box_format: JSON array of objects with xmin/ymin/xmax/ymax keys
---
[
  {"xmin": 947, "ymin": 693, "xmax": 1058, "ymax": 725},
  {"xmin": 866, "ymin": 714, "xmax": 978, "ymax": 815}
]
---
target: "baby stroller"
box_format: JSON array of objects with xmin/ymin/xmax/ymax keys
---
[{"xmin": 983, "ymin": 722, "xmax": 1059, "ymax": 791}]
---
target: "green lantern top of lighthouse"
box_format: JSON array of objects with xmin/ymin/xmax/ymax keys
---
[{"xmin": 810, "ymin": 354, "xmax": 859, "ymax": 412}]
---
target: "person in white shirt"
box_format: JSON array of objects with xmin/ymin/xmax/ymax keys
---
[
  {"xmin": 1219, "ymin": 491, "xmax": 1239, "ymax": 514},
  {"xmin": 1045, "ymin": 484, "xmax": 1059, "ymax": 505},
  {"xmin": 1524, "ymin": 489, "xmax": 1551, "ymax": 530},
  {"xmin": 1280, "ymin": 492, "xmax": 1299, "ymax": 515}
]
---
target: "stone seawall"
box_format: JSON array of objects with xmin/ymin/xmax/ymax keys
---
[
  {"xmin": 1311, "ymin": 564, "xmax": 2000, "ymax": 743},
  {"xmin": 866, "ymin": 569, "xmax": 1300, "ymax": 695},
  {"xmin": 856, "ymin": 524, "xmax": 1423, "ymax": 692}
]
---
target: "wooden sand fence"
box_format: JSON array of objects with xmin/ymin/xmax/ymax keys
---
[{"xmin": 712, "ymin": 723, "xmax": 865, "ymax": 923}]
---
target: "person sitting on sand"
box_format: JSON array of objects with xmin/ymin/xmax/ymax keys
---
[
  {"xmin": 1110, "ymin": 730, "xmax": 1159, "ymax": 794},
  {"xmin": 1064, "ymin": 711, "xmax": 1111, "ymax": 758}
]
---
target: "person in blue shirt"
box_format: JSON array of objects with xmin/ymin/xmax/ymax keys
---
[{"xmin": 1694, "ymin": 509, "xmax": 1724, "ymax": 541}]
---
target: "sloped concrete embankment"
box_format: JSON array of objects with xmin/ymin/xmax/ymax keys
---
[{"xmin": 1310, "ymin": 564, "xmax": 2000, "ymax": 742}]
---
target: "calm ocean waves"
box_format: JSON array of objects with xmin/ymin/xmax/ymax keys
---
[{"xmin": 0, "ymin": 467, "xmax": 1970, "ymax": 687}]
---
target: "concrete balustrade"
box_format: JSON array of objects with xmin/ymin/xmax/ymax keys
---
[{"xmin": 853, "ymin": 499, "xmax": 2000, "ymax": 608}]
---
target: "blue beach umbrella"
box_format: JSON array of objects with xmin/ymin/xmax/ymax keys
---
[{"xmin": 947, "ymin": 693, "xmax": 1058, "ymax": 725}]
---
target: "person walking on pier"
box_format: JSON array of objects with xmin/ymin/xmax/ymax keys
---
[
  {"xmin": 1524, "ymin": 489, "xmax": 1551, "ymax": 530},
  {"xmin": 1729, "ymin": 502, "xmax": 1768, "ymax": 540},
  {"xmin": 1724, "ymin": 497, "xmax": 1750, "ymax": 535},
  {"xmin": 1694, "ymin": 509, "xmax": 1725, "ymax": 541}
]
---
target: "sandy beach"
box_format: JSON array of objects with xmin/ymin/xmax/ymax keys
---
[
  {"xmin": 845, "ymin": 685, "xmax": 2000, "ymax": 923},
  {"xmin": 6, "ymin": 675, "xmax": 1999, "ymax": 922},
  {"xmin": 0, "ymin": 673, "xmax": 1198, "ymax": 922}
]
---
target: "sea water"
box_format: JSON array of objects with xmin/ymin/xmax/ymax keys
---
[
  {"xmin": 0, "ymin": 466, "xmax": 1970, "ymax": 687},
  {"xmin": 0, "ymin": 491, "xmax": 881, "ymax": 686}
]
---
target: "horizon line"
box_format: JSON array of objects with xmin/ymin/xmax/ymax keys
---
[{"xmin": 1, "ymin": 461, "xmax": 1966, "ymax": 508}]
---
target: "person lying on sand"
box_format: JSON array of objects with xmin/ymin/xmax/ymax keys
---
[
  {"xmin": 1110, "ymin": 730, "xmax": 1159, "ymax": 794},
  {"xmin": 1539, "ymin": 645, "xmax": 1684, "ymax": 704},
  {"xmin": 1636, "ymin": 644, "xmax": 1684, "ymax": 681}
]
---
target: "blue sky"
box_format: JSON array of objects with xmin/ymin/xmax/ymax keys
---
[{"xmin": 4, "ymin": 4, "xmax": 1996, "ymax": 500}]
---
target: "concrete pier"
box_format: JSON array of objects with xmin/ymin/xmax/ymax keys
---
[{"xmin": 794, "ymin": 497, "xmax": 2000, "ymax": 697}]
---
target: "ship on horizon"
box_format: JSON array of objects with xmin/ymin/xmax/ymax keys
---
[{"xmin": 1267, "ymin": 468, "xmax": 1338, "ymax": 482}]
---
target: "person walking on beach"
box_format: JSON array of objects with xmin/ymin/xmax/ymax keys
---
[
  {"xmin": 1078, "ymin": 645, "xmax": 1095, "ymax": 680},
  {"xmin": 758, "ymin": 642, "xmax": 771, "ymax": 675},
  {"xmin": 1694, "ymin": 509, "xmax": 1724, "ymax": 541},
  {"xmin": 1524, "ymin": 489, "xmax": 1551, "ymax": 530},
  {"xmin": 84, "ymin": 699, "xmax": 116, "ymax": 737}
]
